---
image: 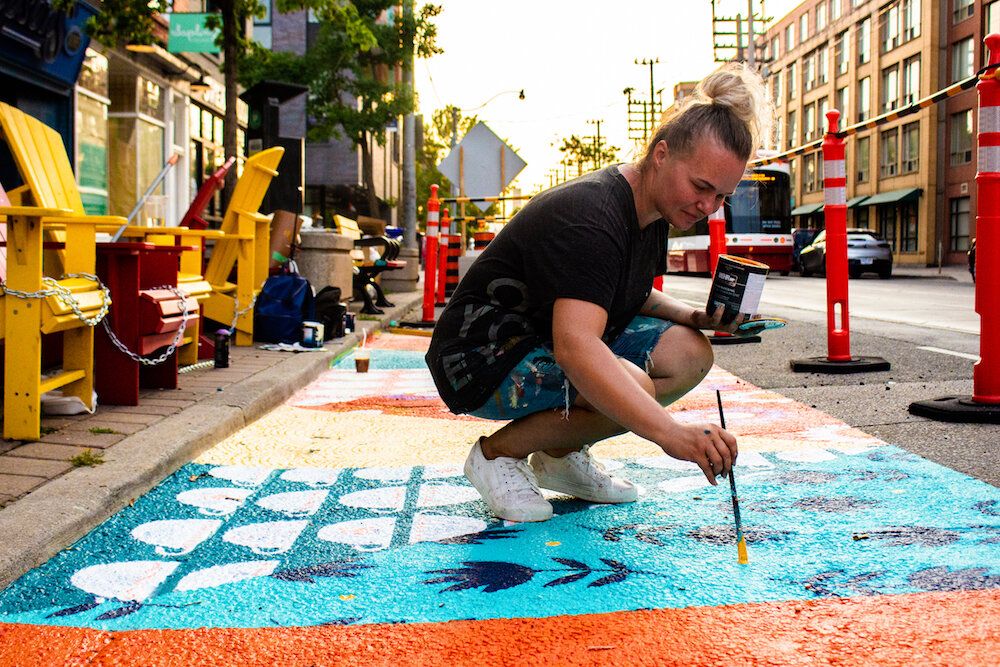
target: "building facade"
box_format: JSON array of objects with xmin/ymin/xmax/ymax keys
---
[
  {"xmin": 266, "ymin": 3, "xmax": 402, "ymax": 226},
  {"xmin": 760, "ymin": 0, "xmax": 942, "ymax": 265}
]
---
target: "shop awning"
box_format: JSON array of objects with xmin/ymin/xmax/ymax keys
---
[
  {"xmin": 790, "ymin": 203, "xmax": 823, "ymax": 215},
  {"xmin": 846, "ymin": 196, "xmax": 869, "ymax": 208},
  {"xmin": 862, "ymin": 187, "xmax": 923, "ymax": 206}
]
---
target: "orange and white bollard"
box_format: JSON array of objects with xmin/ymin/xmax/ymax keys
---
[
  {"xmin": 422, "ymin": 185, "xmax": 440, "ymax": 323},
  {"xmin": 910, "ymin": 33, "xmax": 1000, "ymax": 421},
  {"xmin": 436, "ymin": 208, "xmax": 450, "ymax": 306},
  {"xmin": 791, "ymin": 110, "xmax": 889, "ymax": 373}
]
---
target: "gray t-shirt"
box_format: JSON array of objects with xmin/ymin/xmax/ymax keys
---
[{"xmin": 425, "ymin": 165, "xmax": 669, "ymax": 414}]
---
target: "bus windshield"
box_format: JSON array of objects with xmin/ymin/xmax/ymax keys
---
[{"xmin": 727, "ymin": 171, "xmax": 791, "ymax": 234}]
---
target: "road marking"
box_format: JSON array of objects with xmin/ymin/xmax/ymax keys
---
[{"xmin": 917, "ymin": 346, "xmax": 980, "ymax": 361}]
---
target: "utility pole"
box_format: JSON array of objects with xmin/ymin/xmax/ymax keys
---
[
  {"xmin": 587, "ymin": 119, "xmax": 602, "ymax": 169},
  {"xmin": 711, "ymin": 0, "xmax": 771, "ymax": 65},
  {"xmin": 400, "ymin": 0, "xmax": 417, "ymax": 248},
  {"xmin": 635, "ymin": 58, "xmax": 660, "ymax": 141}
]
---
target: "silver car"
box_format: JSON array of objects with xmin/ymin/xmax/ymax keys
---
[{"xmin": 798, "ymin": 228, "xmax": 893, "ymax": 279}]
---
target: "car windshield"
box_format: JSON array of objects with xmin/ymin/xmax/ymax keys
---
[{"xmin": 847, "ymin": 233, "xmax": 881, "ymax": 242}]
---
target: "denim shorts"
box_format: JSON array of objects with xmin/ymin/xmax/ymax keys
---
[{"xmin": 468, "ymin": 316, "xmax": 676, "ymax": 421}]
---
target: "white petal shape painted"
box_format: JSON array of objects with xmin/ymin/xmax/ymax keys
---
[
  {"xmin": 222, "ymin": 520, "xmax": 308, "ymax": 555},
  {"xmin": 410, "ymin": 513, "xmax": 487, "ymax": 543},
  {"xmin": 657, "ymin": 476, "xmax": 713, "ymax": 493},
  {"xmin": 775, "ymin": 449, "xmax": 837, "ymax": 463},
  {"xmin": 317, "ymin": 517, "xmax": 395, "ymax": 551},
  {"xmin": 734, "ymin": 452, "xmax": 774, "ymax": 468},
  {"xmin": 416, "ymin": 483, "xmax": 481, "ymax": 508},
  {"xmin": 174, "ymin": 560, "xmax": 280, "ymax": 592},
  {"xmin": 256, "ymin": 490, "xmax": 329, "ymax": 517},
  {"xmin": 280, "ymin": 468, "xmax": 341, "ymax": 487},
  {"xmin": 208, "ymin": 465, "xmax": 273, "ymax": 487},
  {"xmin": 339, "ymin": 486, "xmax": 406, "ymax": 511},
  {"xmin": 71, "ymin": 561, "xmax": 179, "ymax": 602},
  {"xmin": 176, "ymin": 488, "xmax": 254, "ymax": 516},
  {"xmin": 422, "ymin": 463, "xmax": 464, "ymax": 479},
  {"xmin": 130, "ymin": 519, "xmax": 222, "ymax": 556},
  {"xmin": 634, "ymin": 456, "xmax": 700, "ymax": 471},
  {"xmin": 354, "ymin": 466, "xmax": 412, "ymax": 482}
]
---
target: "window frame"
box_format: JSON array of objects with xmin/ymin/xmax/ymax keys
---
[{"xmin": 880, "ymin": 126, "xmax": 899, "ymax": 178}]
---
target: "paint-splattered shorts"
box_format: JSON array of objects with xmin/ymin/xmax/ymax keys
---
[{"xmin": 468, "ymin": 316, "xmax": 676, "ymax": 421}]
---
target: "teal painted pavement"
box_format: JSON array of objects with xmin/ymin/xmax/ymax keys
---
[{"xmin": 1, "ymin": 446, "xmax": 999, "ymax": 630}]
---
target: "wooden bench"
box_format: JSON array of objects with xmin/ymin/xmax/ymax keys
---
[{"xmin": 332, "ymin": 214, "xmax": 405, "ymax": 314}]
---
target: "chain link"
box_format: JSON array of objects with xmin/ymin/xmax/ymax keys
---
[
  {"xmin": 101, "ymin": 285, "xmax": 190, "ymax": 366},
  {"xmin": 227, "ymin": 292, "xmax": 258, "ymax": 333},
  {"xmin": 0, "ymin": 272, "xmax": 111, "ymax": 326}
]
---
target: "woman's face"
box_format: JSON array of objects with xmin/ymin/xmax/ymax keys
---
[{"xmin": 650, "ymin": 135, "xmax": 747, "ymax": 230}]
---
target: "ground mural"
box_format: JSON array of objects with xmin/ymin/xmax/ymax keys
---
[{"xmin": 0, "ymin": 332, "xmax": 998, "ymax": 665}]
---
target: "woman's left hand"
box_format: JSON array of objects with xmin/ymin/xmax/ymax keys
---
[{"xmin": 691, "ymin": 305, "xmax": 747, "ymax": 333}]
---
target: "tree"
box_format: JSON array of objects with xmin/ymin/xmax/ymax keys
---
[
  {"xmin": 243, "ymin": 2, "xmax": 441, "ymax": 218},
  {"xmin": 557, "ymin": 133, "xmax": 620, "ymax": 175}
]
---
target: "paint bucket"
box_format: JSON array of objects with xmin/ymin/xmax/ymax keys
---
[
  {"xmin": 302, "ymin": 321, "xmax": 324, "ymax": 348},
  {"xmin": 706, "ymin": 254, "xmax": 770, "ymax": 325}
]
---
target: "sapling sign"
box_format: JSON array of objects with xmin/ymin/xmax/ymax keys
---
[{"xmin": 168, "ymin": 13, "xmax": 219, "ymax": 53}]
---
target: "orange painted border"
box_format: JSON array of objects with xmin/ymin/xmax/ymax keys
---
[{"xmin": 2, "ymin": 590, "xmax": 999, "ymax": 666}]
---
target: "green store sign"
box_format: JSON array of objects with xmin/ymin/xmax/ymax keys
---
[{"xmin": 168, "ymin": 13, "xmax": 220, "ymax": 53}]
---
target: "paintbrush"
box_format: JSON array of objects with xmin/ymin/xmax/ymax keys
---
[{"xmin": 716, "ymin": 389, "xmax": 749, "ymax": 565}]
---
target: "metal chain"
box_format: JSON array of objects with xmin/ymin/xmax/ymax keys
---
[
  {"xmin": 228, "ymin": 292, "xmax": 258, "ymax": 333},
  {"xmin": 0, "ymin": 272, "xmax": 111, "ymax": 326},
  {"xmin": 101, "ymin": 285, "xmax": 190, "ymax": 366}
]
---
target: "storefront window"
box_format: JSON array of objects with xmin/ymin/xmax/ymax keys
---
[{"xmin": 76, "ymin": 49, "xmax": 109, "ymax": 215}]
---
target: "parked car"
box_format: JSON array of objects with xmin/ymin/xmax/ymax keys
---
[
  {"xmin": 798, "ymin": 228, "xmax": 893, "ymax": 279},
  {"xmin": 969, "ymin": 237, "xmax": 977, "ymax": 283},
  {"xmin": 791, "ymin": 228, "xmax": 820, "ymax": 266}
]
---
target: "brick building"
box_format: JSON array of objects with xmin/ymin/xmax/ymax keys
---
[{"xmin": 758, "ymin": 0, "xmax": 999, "ymax": 266}]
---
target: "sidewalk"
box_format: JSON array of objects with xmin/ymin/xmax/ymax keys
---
[{"xmin": 0, "ymin": 290, "xmax": 423, "ymax": 590}]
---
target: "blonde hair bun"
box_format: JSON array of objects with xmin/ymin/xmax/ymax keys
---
[{"xmin": 695, "ymin": 62, "xmax": 774, "ymax": 156}]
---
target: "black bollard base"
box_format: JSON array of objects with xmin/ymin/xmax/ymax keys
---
[
  {"xmin": 908, "ymin": 396, "xmax": 1000, "ymax": 424},
  {"xmin": 790, "ymin": 356, "xmax": 891, "ymax": 374},
  {"xmin": 710, "ymin": 334, "xmax": 761, "ymax": 345}
]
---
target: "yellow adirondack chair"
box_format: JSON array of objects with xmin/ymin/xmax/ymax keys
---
[
  {"xmin": 0, "ymin": 201, "xmax": 110, "ymax": 440},
  {"xmin": 189, "ymin": 147, "xmax": 283, "ymax": 346},
  {"xmin": 0, "ymin": 101, "xmax": 213, "ymax": 364}
]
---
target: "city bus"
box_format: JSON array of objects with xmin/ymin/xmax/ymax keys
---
[{"xmin": 666, "ymin": 161, "xmax": 793, "ymax": 274}]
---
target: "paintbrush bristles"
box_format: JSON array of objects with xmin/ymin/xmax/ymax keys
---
[{"xmin": 737, "ymin": 539, "xmax": 749, "ymax": 565}]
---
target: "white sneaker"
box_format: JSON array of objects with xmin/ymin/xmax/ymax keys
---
[
  {"xmin": 530, "ymin": 446, "xmax": 638, "ymax": 503},
  {"xmin": 464, "ymin": 438, "xmax": 553, "ymax": 522}
]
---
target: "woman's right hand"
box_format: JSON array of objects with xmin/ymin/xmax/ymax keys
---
[{"xmin": 659, "ymin": 421, "xmax": 738, "ymax": 484}]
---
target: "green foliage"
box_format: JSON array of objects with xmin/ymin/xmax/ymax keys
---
[
  {"xmin": 51, "ymin": 0, "xmax": 169, "ymax": 48},
  {"xmin": 70, "ymin": 449, "xmax": 105, "ymax": 467},
  {"xmin": 558, "ymin": 133, "xmax": 620, "ymax": 173}
]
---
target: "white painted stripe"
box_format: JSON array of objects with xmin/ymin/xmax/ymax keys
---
[
  {"xmin": 824, "ymin": 186, "xmax": 846, "ymax": 206},
  {"xmin": 427, "ymin": 211, "xmax": 439, "ymax": 222},
  {"xmin": 917, "ymin": 346, "xmax": 981, "ymax": 361},
  {"xmin": 978, "ymin": 144, "xmax": 1000, "ymax": 173},
  {"xmin": 980, "ymin": 105, "xmax": 1000, "ymax": 134},
  {"xmin": 823, "ymin": 159, "xmax": 846, "ymax": 179}
]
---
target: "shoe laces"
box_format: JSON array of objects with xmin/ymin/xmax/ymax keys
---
[
  {"xmin": 497, "ymin": 457, "xmax": 544, "ymax": 502},
  {"xmin": 568, "ymin": 445, "xmax": 607, "ymax": 477}
]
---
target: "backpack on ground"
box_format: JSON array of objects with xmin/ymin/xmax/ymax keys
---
[{"xmin": 253, "ymin": 264, "xmax": 315, "ymax": 344}]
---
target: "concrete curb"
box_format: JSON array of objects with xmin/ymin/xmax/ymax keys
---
[{"xmin": 0, "ymin": 291, "xmax": 424, "ymax": 590}]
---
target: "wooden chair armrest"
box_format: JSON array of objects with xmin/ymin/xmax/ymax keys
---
[
  {"xmin": 231, "ymin": 208, "xmax": 273, "ymax": 224},
  {"xmin": 0, "ymin": 205, "xmax": 74, "ymax": 218},
  {"xmin": 40, "ymin": 214, "xmax": 128, "ymax": 226}
]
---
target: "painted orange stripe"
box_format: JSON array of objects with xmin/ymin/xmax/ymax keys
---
[{"xmin": 3, "ymin": 590, "xmax": 999, "ymax": 666}]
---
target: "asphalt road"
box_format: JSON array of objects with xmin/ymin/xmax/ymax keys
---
[{"xmin": 660, "ymin": 271, "xmax": 1000, "ymax": 489}]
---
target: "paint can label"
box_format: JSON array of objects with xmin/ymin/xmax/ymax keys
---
[
  {"xmin": 707, "ymin": 255, "xmax": 770, "ymax": 324},
  {"xmin": 301, "ymin": 321, "xmax": 325, "ymax": 348}
]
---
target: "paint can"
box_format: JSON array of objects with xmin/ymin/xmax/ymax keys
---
[
  {"xmin": 213, "ymin": 329, "xmax": 230, "ymax": 369},
  {"xmin": 706, "ymin": 254, "xmax": 770, "ymax": 325},
  {"xmin": 345, "ymin": 311, "xmax": 356, "ymax": 334},
  {"xmin": 301, "ymin": 321, "xmax": 325, "ymax": 348}
]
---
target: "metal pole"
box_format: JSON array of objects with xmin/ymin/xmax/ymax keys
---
[{"xmin": 747, "ymin": 1, "xmax": 756, "ymax": 69}]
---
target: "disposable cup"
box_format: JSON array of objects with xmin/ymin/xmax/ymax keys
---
[{"xmin": 354, "ymin": 348, "xmax": 371, "ymax": 373}]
